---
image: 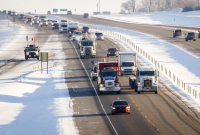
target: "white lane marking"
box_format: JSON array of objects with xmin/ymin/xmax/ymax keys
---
[{"xmin": 66, "ymin": 35, "xmax": 119, "ymax": 135}]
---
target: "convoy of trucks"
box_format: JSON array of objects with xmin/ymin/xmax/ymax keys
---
[{"xmin": 18, "ymin": 14, "xmax": 159, "ymax": 95}]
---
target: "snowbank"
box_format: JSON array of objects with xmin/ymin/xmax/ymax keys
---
[{"xmin": 92, "ymin": 9, "xmax": 200, "ymax": 27}]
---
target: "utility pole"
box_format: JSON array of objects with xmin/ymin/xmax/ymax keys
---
[
  {"xmin": 97, "ymin": 2, "xmax": 98, "ymax": 12},
  {"xmin": 99, "ymin": 0, "xmax": 100, "ymax": 13}
]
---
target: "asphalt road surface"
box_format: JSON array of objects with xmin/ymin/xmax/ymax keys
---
[{"xmin": 2, "ymin": 14, "xmax": 200, "ymax": 135}]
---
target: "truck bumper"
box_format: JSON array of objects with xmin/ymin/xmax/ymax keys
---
[
  {"xmin": 99, "ymin": 86, "xmax": 120, "ymax": 92},
  {"xmin": 138, "ymin": 85, "xmax": 157, "ymax": 92}
]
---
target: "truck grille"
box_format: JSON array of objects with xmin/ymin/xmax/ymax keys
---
[
  {"xmin": 105, "ymin": 80, "xmax": 114, "ymax": 88},
  {"xmin": 144, "ymin": 80, "xmax": 152, "ymax": 87},
  {"xmin": 85, "ymin": 48, "xmax": 91, "ymax": 55},
  {"xmin": 124, "ymin": 69, "xmax": 132, "ymax": 72}
]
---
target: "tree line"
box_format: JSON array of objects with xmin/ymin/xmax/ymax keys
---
[{"xmin": 120, "ymin": 0, "xmax": 200, "ymax": 13}]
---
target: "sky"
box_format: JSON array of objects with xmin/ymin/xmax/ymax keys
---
[{"xmin": 0, "ymin": 0, "xmax": 127, "ymax": 14}]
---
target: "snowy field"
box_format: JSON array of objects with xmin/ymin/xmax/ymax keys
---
[
  {"xmin": 92, "ymin": 9, "xmax": 200, "ymax": 27},
  {"xmin": 0, "ymin": 14, "xmax": 78, "ymax": 135}
]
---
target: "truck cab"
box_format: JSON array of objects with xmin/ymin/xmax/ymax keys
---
[
  {"xmin": 59, "ymin": 23, "xmax": 68, "ymax": 33},
  {"xmin": 129, "ymin": 66, "xmax": 159, "ymax": 94},
  {"xmin": 118, "ymin": 52, "xmax": 137, "ymax": 76},
  {"xmin": 97, "ymin": 62, "xmax": 121, "ymax": 94},
  {"xmin": 24, "ymin": 45, "xmax": 40, "ymax": 60},
  {"xmin": 80, "ymin": 40, "xmax": 96, "ymax": 59}
]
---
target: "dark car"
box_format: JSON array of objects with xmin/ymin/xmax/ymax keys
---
[
  {"xmin": 107, "ymin": 48, "xmax": 118, "ymax": 57},
  {"xmin": 52, "ymin": 23, "xmax": 59, "ymax": 30},
  {"xmin": 82, "ymin": 26, "xmax": 90, "ymax": 33},
  {"xmin": 185, "ymin": 32, "xmax": 196, "ymax": 41},
  {"xmin": 19, "ymin": 14, "xmax": 24, "ymax": 19},
  {"xmin": 83, "ymin": 13, "xmax": 89, "ymax": 18},
  {"xmin": 173, "ymin": 29, "xmax": 182, "ymax": 38},
  {"xmin": 111, "ymin": 100, "xmax": 130, "ymax": 115},
  {"xmin": 26, "ymin": 18, "xmax": 32, "ymax": 23}
]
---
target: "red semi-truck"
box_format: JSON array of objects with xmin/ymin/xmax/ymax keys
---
[{"xmin": 97, "ymin": 61, "xmax": 121, "ymax": 94}]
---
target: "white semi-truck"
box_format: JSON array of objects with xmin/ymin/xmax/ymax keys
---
[
  {"xmin": 118, "ymin": 52, "xmax": 137, "ymax": 76},
  {"xmin": 129, "ymin": 66, "xmax": 159, "ymax": 94}
]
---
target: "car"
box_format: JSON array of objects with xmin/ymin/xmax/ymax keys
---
[
  {"xmin": 82, "ymin": 26, "xmax": 90, "ymax": 33},
  {"xmin": 91, "ymin": 65, "xmax": 97, "ymax": 81},
  {"xmin": 34, "ymin": 15, "xmax": 39, "ymax": 20},
  {"xmin": 185, "ymin": 32, "xmax": 196, "ymax": 41},
  {"xmin": 110, "ymin": 100, "xmax": 130, "ymax": 115},
  {"xmin": 107, "ymin": 48, "xmax": 118, "ymax": 57},
  {"xmin": 23, "ymin": 16, "xmax": 27, "ymax": 22},
  {"xmin": 59, "ymin": 23, "xmax": 68, "ymax": 33},
  {"xmin": 198, "ymin": 31, "xmax": 200, "ymax": 38},
  {"xmin": 52, "ymin": 23, "xmax": 59, "ymax": 30},
  {"xmin": 83, "ymin": 13, "xmax": 89, "ymax": 18},
  {"xmin": 67, "ymin": 10, "xmax": 72, "ymax": 15},
  {"xmin": 26, "ymin": 18, "xmax": 32, "ymax": 23},
  {"xmin": 24, "ymin": 45, "xmax": 40, "ymax": 60},
  {"xmin": 51, "ymin": 20, "xmax": 57, "ymax": 25},
  {"xmin": 31, "ymin": 19, "xmax": 39, "ymax": 25},
  {"xmin": 173, "ymin": 29, "xmax": 182, "ymax": 38},
  {"xmin": 47, "ymin": 19, "xmax": 52, "ymax": 25},
  {"xmin": 95, "ymin": 32, "xmax": 104, "ymax": 40},
  {"xmin": 71, "ymin": 31, "xmax": 82, "ymax": 41},
  {"xmin": 19, "ymin": 14, "xmax": 24, "ymax": 19},
  {"xmin": 60, "ymin": 20, "xmax": 67, "ymax": 23},
  {"xmin": 39, "ymin": 20, "xmax": 48, "ymax": 27}
]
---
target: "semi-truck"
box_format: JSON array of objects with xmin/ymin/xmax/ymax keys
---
[
  {"xmin": 129, "ymin": 66, "xmax": 159, "ymax": 94},
  {"xmin": 80, "ymin": 39, "xmax": 96, "ymax": 58},
  {"xmin": 97, "ymin": 62, "xmax": 121, "ymax": 94},
  {"xmin": 118, "ymin": 52, "xmax": 137, "ymax": 76}
]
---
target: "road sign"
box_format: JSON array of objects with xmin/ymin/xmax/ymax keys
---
[
  {"xmin": 40, "ymin": 52, "xmax": 49, "ymax": 74},
  {"xmin": 53, "ymin": 9, "xmax": 58, "ymax": 13},
  {"xmin": 60, "ymin": 9, "xmax": 67, "ymax": 11}
]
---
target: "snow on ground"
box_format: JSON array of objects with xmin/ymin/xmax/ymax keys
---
[
  {"xmin": 0, "ymin": 15, "xmax": 79, "ymax": 135},
  {"xmin": 92, "ymin": 8, "xmax": 200, "ymax": 27}
]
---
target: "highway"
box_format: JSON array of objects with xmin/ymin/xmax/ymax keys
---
[{"xmin": 2, "ymin": 14, "xmax": 200, "ymax": 135}]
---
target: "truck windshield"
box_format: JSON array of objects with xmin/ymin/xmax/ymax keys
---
[
  {"xmin": 96, "ymin": 33, "xmax": 103, "ymax": 36},
  {"xmin": 122, "ymin": 62, "xmax": 134, "ymax": 67},
  {"xmin": 102, "ymin": 71, "xmax": 116, "ymax": 77},
  {"xmin": 27, "ymin": 48, "xmax": 37, "ymax": 51},
  {"xmin": 82, "ymin": 42, "xmax": 93, "ymax": 46},
  {"xmin": 61, "ymin": 25, "xmax": 67, "ymax": 27},
  {"xmin": 140, "ymin": 71, "xmax": 154, "ymax": 76}
]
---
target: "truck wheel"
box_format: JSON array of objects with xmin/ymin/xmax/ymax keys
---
[
  {"xmin": 194, "ymin": 39, "xmax": 196, "ymax": 41},
  {"xmin": 117, "ymin": 91, "xmax": 121, "ymax": 94},
  {"xmin": 155, "ymin": 91, "xmax": 157, "ymax": 94},
  {"xmin": 129, "ymin": 78, "xmax": 132, "ymax": 86},
  {"xmin": 135, "ymin": 85, "xmax": 138, "ymax": 92},
  {"xmin": 37, "ymin": 56, "xmax": 39, "ymax": 60},
  {"xmin": 131, "ymin": 81, "xmax": 135, "ymax": 89},
  {"xmin": 128, "ymin": 112, "xmax": 130, "ymax": 114},
  {"xmin": 107, "ymin": 55, "xmax": 109, "ymax": 57},
  {"xmin": 111, "ymin": 112, "xmax": 114, "ymax": 115},
  {"xmin": 121, "ymin": 74, "xmax": 123, "ymax": 76},
  {"xmin": 99, "ymin": 91, "xmax": 103, "ymax": 95},
  {"xmin": 138, "ymin": 91, "xmax": 140, "ymax": 94},
  {"xmin": 92, "ymin": 77, "xmax": 95, "ymax": 81},
  {"xmin": 25, "ymin": 56, "xmax": 28, "ymax": 60}
]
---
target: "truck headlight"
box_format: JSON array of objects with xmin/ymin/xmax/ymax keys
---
[
  {"xmin": 122, "ymin": 69, "xmax": 124, "ymax": 72},
  {"xmin": 26, "ymin": 53, "xmax": 29, "ymax": 55},
  {"xmin": 112, "ymin": 107, "xmax": 116, "ymax": 110},
  {"xmin": 100, "ymin": 84, "xmax": 103, "ymax": 87}
]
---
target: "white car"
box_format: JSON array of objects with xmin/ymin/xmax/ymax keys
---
[{"xmin": 59, "ymin": 23, "xmax": 68, "ymax": 33}]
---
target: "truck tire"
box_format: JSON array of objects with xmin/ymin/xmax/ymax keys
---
[
  {"xmin": 111, "ymin": 112, "xmax": 114, "ymax": 115},
  {"xmin": 107, "ymin": 55, "xmax": 109, "ymax": 57},
  {"xmin": 155, "ymin": 91, "xmax": 157, "ymax": 94},
  {"xmin": 135, "ymin": 85, "xmax": 138, "ymax": 92},
  {"xmin": 92, "ymin": 77, "xmax": 95, "ymax": 81},
  {"xmin": 37, "ymin": 56, "xmax": 39, "ymax": 60},
  {"xmin": 121, "ymin": 74, "xmax": 123, "ymax": 76},
  {"xmin": 137, "ymin": 91, "xmax": 140, "ymax": 94},
  {"xmin": 128, "ymin": 112, "xmax": 130, "ymax": 114},
  {"xmin": 117, "ymin": 91, "xmax": 121, "ymax": 94},
  {"xmin": 25, "ymin": 56, "xmax": 28, "ymax": 60},
  {"xmin": 131, "ymin": 80, "xmax": 135, "ymax": 89},
  {"xmin": 129, "ymin": 77, "xmax": 131, "ymax": 86}
]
